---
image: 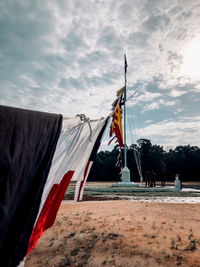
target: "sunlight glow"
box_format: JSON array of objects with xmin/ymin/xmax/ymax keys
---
[{"xmin": 180, "ymin": 39, "xmax": 200, "ymax": 81}]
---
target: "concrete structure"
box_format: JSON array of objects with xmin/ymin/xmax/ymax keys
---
[
  {"xmin": 84, "ymin": 186, "xmax": 181, "ymax": 193},
  {"xmin": 175, "ymin": 174, "xmax": 181, "ymax": 190}
]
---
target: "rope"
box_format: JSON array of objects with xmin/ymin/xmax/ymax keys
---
[
  {"xmin": 126, "ymin": 96, "xmax": 143, "ymax": 183},
  {"xmin": 126, "ymin": 88, "xmax": 139, "ymax": 102},
  {"xmin": 76, "ymin": 114, "xmax": 93, "ymax": 142}
]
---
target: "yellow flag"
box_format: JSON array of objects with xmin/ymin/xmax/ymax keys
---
[{"xmin": 116, "ymin": 86, "xmax": 125, "ymax": 97}]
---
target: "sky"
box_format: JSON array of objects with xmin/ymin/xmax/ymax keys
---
[{"xmin": 1, "ymin": 0, "xmax": 200, "ymax": 150}]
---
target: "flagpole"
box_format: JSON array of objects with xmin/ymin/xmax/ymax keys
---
[
  {"xmin": 124, "ymin": 54, "xmax": 127, "ymax": 168},
  {"xmin": 120, "ymin": 54, "xmax": 131, "ymax": 184}
]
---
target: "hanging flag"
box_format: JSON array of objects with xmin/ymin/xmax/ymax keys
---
[
  {"xmin": 111, "ymin": 86, "xmax": 125, "ymax": 112},
  {"xmin": 116, "ymin": 151, "xmax": 123, "ymax": 172},
  {"xmin": 0, "ymin": 105, "xmax": 109, "ymax": 266},
  {"xmin": 27, "ymin": 116, "xmax": 109, "ymax": 253},
  {"xmin": 0, "ymin": 105, "xmax": 62, "ymax": 267},
  {"xmin": 74, "ymin": 117, "xmax": 109, "ymax": 202},
  {"xmin": 116, "ymin": 86, "xmax": 125, "ymax": 97},
  {"xmin": 109, "ymin": 102, "xmax": 123, "ymax": 148}
]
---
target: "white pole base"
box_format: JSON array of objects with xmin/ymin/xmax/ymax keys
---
[{"xmin": 120, "ymin": 166, "xmax": 131, "ymax": 183}]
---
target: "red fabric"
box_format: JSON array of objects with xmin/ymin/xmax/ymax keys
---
[
  {"xmin": 113, "ymin": 122, "xmax": 123, "ymax": 148},
  {"xmin": 108, "ymin": 136, "xmax": 116, "ymax": 145},
  {"xmin": 109, "ymin": 103, "xmax": 123, "ymax": 148},
  {"xmin": 27, "ymin": 170, "xmax": 74, "ymax": 254},
  {"xmin": 77, "ymin": 161, "xmax": 90, "ymax": 202}
]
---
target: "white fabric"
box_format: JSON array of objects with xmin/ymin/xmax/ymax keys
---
[
  {"xmin": 79, "ymin": 161, "xmax": 93, "ymax": 201},
  {"xmin": 17, "ymin": 257, "xmax": 26, "ymax": 267},
  {"xmin": 74, "ymin": 180, "xmax": 81, "ymax": 202},
  {"xmin": 74, "ymin": 161, "xmax": 93, "ymax": 202},
  {"xmin": 35, "ymin": 116, "xmax": 107, "ymax": 223}
]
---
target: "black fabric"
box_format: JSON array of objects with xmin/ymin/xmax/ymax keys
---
[
  {"xmin": 0, "ymin": 105, "xmax": 62, "ymax": 267},
  {"xmin": 89, "ymin": 117, "xmax": 109, "ymax": 161}
]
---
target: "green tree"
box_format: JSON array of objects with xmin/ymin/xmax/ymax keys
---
[{"xmin": 88, "ymin": 141, "xmax": 200, "ymax": 182}]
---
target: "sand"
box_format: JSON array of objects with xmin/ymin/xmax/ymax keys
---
[{"xmin": 25, "ymin": 200, "xmax": 200, "ymax": 267}]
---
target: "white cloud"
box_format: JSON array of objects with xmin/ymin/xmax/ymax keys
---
[
  {"xmin": 141, "ymin": 97, "xmax": 177, "ymax": 113},
  {"xmin": 142, "ymin": 102, "xmax": 160, "ymax": 112},
  {"xmin": 1, "ymin": 0, "xmax": 200, "ymax": 147},
  {"xmin": 170, "ymin": 90, "xmax": 187, "ymax": 97},
  {"xmin": 174, "ymin": 108, "xmax": 183, "ymax": 114},
  {"xmin": 195, "ymin": 84, "xmax": 200, "ymax": 92},
  {"xmin": 134, "ymin": 115, "xmax": 200, "ymax": 147},
  {"xmin": 128, "ymin": 90, "xmax": 162, "ymax": 107},
  {"xmin": 164, "ymin": 100, "xmax": 177, "ymax": 106},
  {"xmin": 144, "ymin": 120, "xmax": 153, "ymax": 124}
]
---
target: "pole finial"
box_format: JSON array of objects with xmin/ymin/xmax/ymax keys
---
[{"xmin": 124, "ymin": 54, "xmax": 128, "ymax": 74}]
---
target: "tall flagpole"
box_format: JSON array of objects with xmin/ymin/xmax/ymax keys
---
[
  {"xmin": 124, "ymin": 54, "xmax": 128, "ymax": 168},
  {"xmin": 120, "ymin": 54, "xmax": 131, "ymax": 184}
]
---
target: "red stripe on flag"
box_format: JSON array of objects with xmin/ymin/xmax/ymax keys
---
[
  {"xmin": 77, "ymin": 161, "xmax": 90, "ymax": 202},
  {"xmin": 27, "ymin": 170, "xmax": 74, "ymax": 254}
]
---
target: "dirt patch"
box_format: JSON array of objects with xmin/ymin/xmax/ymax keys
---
[{"xmin": 25, "ymin": 200, "xmax": 200, "ymax": 267}]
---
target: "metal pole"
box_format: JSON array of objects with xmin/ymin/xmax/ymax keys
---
[
  {"xmin": 120, "ymin": 54, "xmax": 131, "ymax": 183},
  {"xmin": 124, "ymin": 54, "xmax": 127, "ymax": 168}
]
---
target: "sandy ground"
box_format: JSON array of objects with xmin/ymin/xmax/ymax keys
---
[{"xmin": 25, "ymin": 200, "xmax": 200, "ymax": 267}]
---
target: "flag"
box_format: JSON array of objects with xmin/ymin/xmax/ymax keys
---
[
  {"xmin": 27, "ymin": 116, "xmax": 109, "ymax": 253},
  {"xmin": 74, "ymin": 117, "xmax": 109, "ymax": 202},
  {"xmin": 0, "ymin": 106, "xmax": 62, "ymax": 267},
  {"xmin": 109, "ymin": 102, "xmax": 123, "ymax": 148},
  {"xmin": 116, "ymin": 151, "xmax": 123, "ymax": 172},
  {"xmin": 111, "ymin": 87, "xmax": 125, "ymax": 112},
  {"xmin": 0, "ymin": 105, "xmax": 109, "ymax": 266},
  {"xmin": 116, "ymin": 86, "xmax": 125, "ymax": 97}
]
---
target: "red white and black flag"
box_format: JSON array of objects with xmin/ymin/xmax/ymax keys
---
[
  {"xmin": 0, "ymin": 105, "xmax": 108, "ymax": 267},
  {"xmin": 27, "ymin": 116, "xmax": 109, "ymax": 253}
]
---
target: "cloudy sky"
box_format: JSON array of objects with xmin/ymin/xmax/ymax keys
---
[{"xmin": 1, "ymin": 0, "xmax": 200, "ymax": 149}]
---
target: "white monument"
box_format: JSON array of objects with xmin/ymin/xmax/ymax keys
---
[{"xmin": 174, "ymin": 174, "xmax": 181, "ymax": 190}]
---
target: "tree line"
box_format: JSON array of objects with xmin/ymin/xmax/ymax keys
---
[{"xmin": 88, "ymin": 139, "xmax": 200, "ymax": 182}]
